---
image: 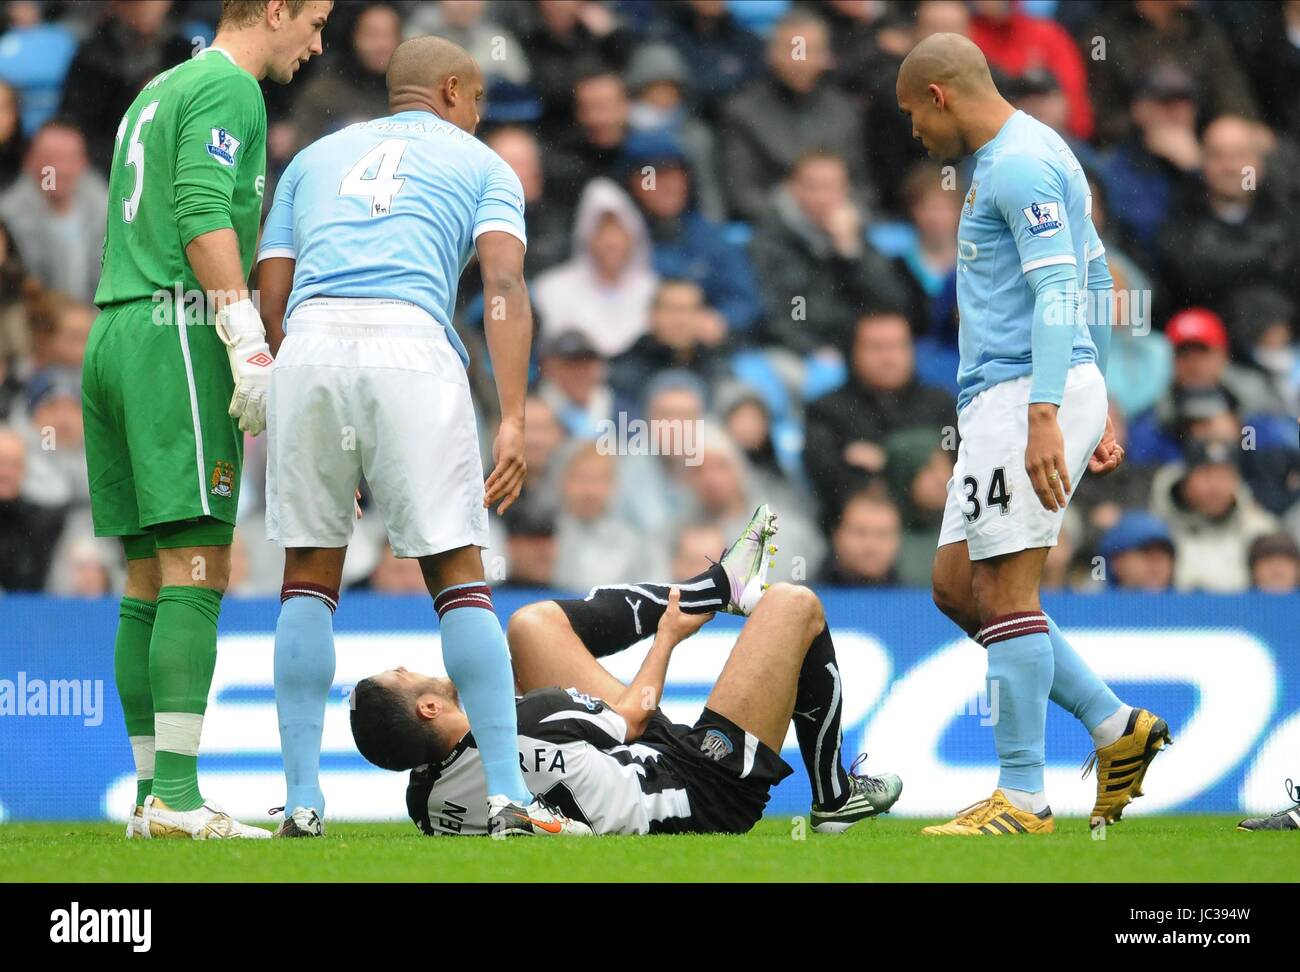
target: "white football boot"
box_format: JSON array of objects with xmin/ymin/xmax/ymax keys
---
[
  {"xmin": 125, "ymin": 803, "xmax": 146, "ymax": 840},
  {"xmin": 718, "ymin": 503, "xmax": 779, "ymax": 616},
  {"xmin": 811, "ymin": 754, "xmax": 904, "ymax": 834},
  {"xmin": 143, "ymin": 794, "xmax": 272, "ymax": 839},
  {"xmin": 486, "ymin": 793, "xmax": 593, "ymax": 838}
]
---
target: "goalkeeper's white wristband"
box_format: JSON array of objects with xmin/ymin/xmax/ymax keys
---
[
  {"xmin": 214, "ymin": 297, "xmax": 272, "ymax": 435},
  {"xmin": 214, "ymin": 297, "xmax": 267, "ymax": 348}
]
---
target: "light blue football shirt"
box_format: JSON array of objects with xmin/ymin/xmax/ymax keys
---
[
  {"xmin": 955, "ymin": 110, "xmax": 1107, "ymax": 412},
  {"xmin": 257, "ymin": 110, "xmax": 527, "ymax": 367}
]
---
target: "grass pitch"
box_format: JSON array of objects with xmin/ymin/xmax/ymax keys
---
[{"xmin": 1, "ymin": 815, "xmax": 1286, "ymax": 883}]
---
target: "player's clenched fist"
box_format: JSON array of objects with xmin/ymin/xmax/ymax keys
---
[
  {"xmin": 1088, "ymin": 413, "xmax": 1125, "ymax": 476},
  {"xmin": 484, "ymin": 414, "xmax": 526, "ymax": 515},
  {"xmin": 215, "ymin": 297, "xmax": 273, "ymax": 435}
]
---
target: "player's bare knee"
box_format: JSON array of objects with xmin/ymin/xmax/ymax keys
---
[
  {"xmin": 158, "ymin": 546, "xmax": 230, "ymax": 592},
  {"xmin": 418, "ymin": 545, "xmax": 485, "ymax": 595},
  {"xmin": 932, "ymin": 569, "xmax": 980, "ymax": 636},
  {"xmin": 931, "ymin": 578, "xmax": 963, "ymax": 624},
  {"xmin": 506, "ymin": 600, "xmax": 566, "ymax": 654},
  {"xmin": 283, "ymin": 547, "xmax": 346, "ymax": 591},
  {"xmin": 758, "ymin": 581, "xmax": 797, "ymax": 608},
  {"xmin": 970, "ymin": 575, "xmax": 1034, "ymax": 626},
  {"xmin": 764, "ymin": 582, "xmax": 823, "ymax": 636},
  {"xmin": 124, "ymin": 558, "xmax": 161, "ymax": 602},
  {"xmin": 798, "ymin": 586, "xmax": 826, "ymax": 634},
  {"xmin": 203, "ymin": 566, "xmax": 231, "ymax": 594},
  {"xmin": 931, "ymin": 567, "xmax": 956, "ymax": 611}
]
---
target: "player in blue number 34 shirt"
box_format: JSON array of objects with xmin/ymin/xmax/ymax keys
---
[
  {"xmin": 896, "ymin": 33, "xmax": 1171, "ymax": 836},
  {"xmin": 255, "ymin": 36, "xmax": 588, "ymax": 839}
]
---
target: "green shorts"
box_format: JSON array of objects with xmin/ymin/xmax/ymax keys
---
[{"xmin": 83, "ymin": 299, "xmax": 243, "ymax": 546}]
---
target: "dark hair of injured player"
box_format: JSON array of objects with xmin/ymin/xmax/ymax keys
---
[{"xmin": 349, "ymin": 670, "xmax": 461, "ymax": 771}]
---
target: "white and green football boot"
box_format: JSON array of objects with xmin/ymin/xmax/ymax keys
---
[
  {"xmin": 719, "ymin": 504, "xmax": 779, "ymax": 616},
  {"xmin": 811, "ymin": 754, "xmax": 903, "ymax": 833}
]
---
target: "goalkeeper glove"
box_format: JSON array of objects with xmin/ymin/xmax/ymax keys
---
[{"xmin": 214, "ymin": 297, "xmax": 272, "ymax": 436}]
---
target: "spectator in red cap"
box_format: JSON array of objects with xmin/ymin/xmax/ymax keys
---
[
  {"xmin": 1166, "ymin": 307, "xmax": 1286, "ymax": 415},
  {"xmin": 1125, "ymin": 307, "xmax": 1289, "ymax": 465}
]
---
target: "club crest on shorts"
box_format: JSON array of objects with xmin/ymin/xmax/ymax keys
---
[
  {"xmin": 206, "ymin": 128, "xmax": 241, "ymax": 166},
  {"xmin": 700, "ymin": 728, "xmax": 733, "ymax": 761},
  {"xmin": 1022, "ymin": 201, "xmax": 1064, "ymax": 238},
  {"xmin": 209, "ymin": 459, "xmax": 235, "ymax": 498}
]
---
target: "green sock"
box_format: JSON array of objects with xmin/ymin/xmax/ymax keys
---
[
  {"xmin": 114, "ymin": 597, "xmax": 157, "ymax": 807},
  {"xmin": 149, "ymin": 585, "xmax": 223, "ymax": 812}
]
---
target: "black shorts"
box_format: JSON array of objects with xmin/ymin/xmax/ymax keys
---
[{"xmin": 640, "ymin": 707, "xmax": 793, "ymax": 835}]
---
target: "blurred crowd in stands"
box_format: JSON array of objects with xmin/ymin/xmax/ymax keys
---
[{"xmin": 0, "ymin": 0, "xmax": 1297, "ymax": 598}]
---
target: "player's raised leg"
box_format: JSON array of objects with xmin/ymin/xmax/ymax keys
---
[
  {"xmin": 517, "ymin": 503, "xmax": 778, "ymax": 672},
  {"xmin": 507, "ymin": 507, "xmax": 779, "ymax": 694},
  {"xmin": 507, "ymin": 560, "xmax": 742, "ymax": 691},
  {"xmin": 507, "ymin": 600, "xmax": 637, "ymax": 700},
  {"xmin": 704, "ymin": 584, "xmax": 902, "ymax": 832}
]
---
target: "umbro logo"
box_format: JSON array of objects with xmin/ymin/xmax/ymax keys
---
[{"xmin": 245, "ymin": 351, "xmax": 273, "ymax": 368}]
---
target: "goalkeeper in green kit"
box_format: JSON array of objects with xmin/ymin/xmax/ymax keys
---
[{"xmin": 83, "ymin": 0, "xmax": 332, "ymax": 839}]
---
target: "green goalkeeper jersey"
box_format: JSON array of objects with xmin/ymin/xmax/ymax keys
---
[{"xmin": 93, "ymin": 46, "xmax": 267, "ymax": 308}]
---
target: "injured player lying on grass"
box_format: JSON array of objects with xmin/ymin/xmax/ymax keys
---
[{"xmin": 349, "ymin": 508, "xmax": 902, "ymax": 836}]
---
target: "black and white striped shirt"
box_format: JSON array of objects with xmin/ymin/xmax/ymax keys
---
[{"xmin": 407, "ymin": 687, "xmax": 697, "ymax": 835}]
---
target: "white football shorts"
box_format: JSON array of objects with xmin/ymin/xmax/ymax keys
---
[
  {"xmin": 266, "ymin": 297, "xmax": 489, "ymax": 558},
  {"xmin": 938, "ymin": 361, "xmax": 1107, "ymax": 561}
]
